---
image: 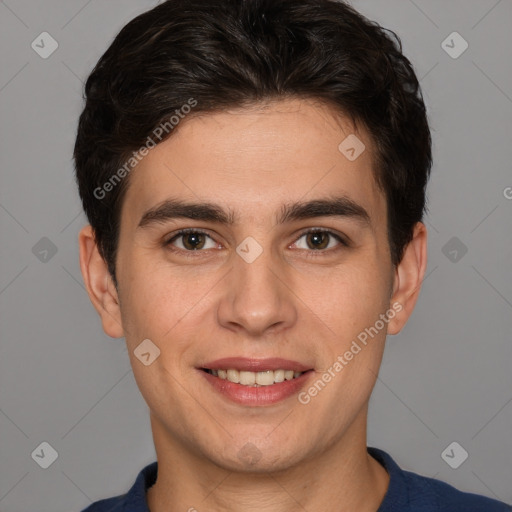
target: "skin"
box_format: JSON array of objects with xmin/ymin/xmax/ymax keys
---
[{"xmin": 79, "ymin": 98, "xmax": 427, "ymax": 512}]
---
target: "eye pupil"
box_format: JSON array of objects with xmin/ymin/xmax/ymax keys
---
[
  {"xmin": 183, "ymin": 233, "xmax": 205, "ymax": 250},
  {"xmin": 307, "ymin": 232, "xmax": 329, "ymax": 250}
]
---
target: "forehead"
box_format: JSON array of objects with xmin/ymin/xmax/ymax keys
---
[{"xmin": 120, "ymin": 98, "xmax": 385, "ymax": 227}]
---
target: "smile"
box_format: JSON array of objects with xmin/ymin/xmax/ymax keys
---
[
  {"xmin": 198, "ymin": 358, "xmax": 314, "ymax": 405},
  {"xmin": 202, "ymin": 368, "xmax": 304, "ymax": 386}
]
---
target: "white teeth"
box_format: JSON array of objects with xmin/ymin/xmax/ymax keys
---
[
  {"xmin": 274, "ymin": 369, "xmax": 285, "ymax": 383},
  {"xmin": 256, "ymin": 371, "xmax": 275, "ymax": 386},
  {"xmin": 209, "ymin": 368, "xmax": 304, "ymax": 386},
  {"xmin": 227, "ymin": 369, "xmax": 240, "ymax": 383},
  {"xmin": 239, "ymin": 371, "xmax": 256, "ymax": 385}
]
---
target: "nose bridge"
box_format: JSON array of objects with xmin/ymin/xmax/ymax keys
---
[{"xmin": 217, "ymin": 242, "xmax": 297, "ymax": 335}]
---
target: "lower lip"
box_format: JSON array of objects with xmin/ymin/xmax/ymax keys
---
[{"xmin": 199, "ymin": 370, "xmax": 313, "ymax": 406}]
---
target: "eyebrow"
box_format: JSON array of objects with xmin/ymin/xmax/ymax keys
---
[{"xmin": 137, "ymin": 196, "xmax": 371, "ymax": 230}]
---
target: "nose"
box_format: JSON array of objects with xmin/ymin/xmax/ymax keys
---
[{"xmin": 216, "ymin": 248, "xmax": 298, "ymax": 337}]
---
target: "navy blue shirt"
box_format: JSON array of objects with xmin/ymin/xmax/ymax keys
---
[{"xmin": 82, "ymin": 447, "xmax": 511, "ymax": 511}]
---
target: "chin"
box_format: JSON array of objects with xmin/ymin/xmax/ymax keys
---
[{"xmin": 204, "ymin": 438, "xmax": 310, "ymax": 474}]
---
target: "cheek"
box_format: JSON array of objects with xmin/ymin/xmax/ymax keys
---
[
  {"xmin": 306, "ymin": 261, "xmax": 389, "ymax": 323},
  {"xmin": 300, "ymin": 264, "xmax": 392, "ymax": 378},
  {"xmin": 118, "ymin": 255, "xmax": 219, "ymax": 347}
]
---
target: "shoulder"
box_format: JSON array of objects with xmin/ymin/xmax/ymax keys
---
[
  {"xmin": 81, "ymin": 494, "xmax": 125, "ymax": 511},
  {"xmin": 405, "ymin": 469, "xmax": 511, "ymax": 511},
  {"xmin": 79, "ymin": 461, "xmax": 157, "ymax": 512},
  {"xmin": 369, "ymin": 447, "xmax": 511, "ymax": 512}
]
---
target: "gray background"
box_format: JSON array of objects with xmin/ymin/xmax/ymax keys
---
[{"xmin": 0, "ymin": 0, "xmax": 511, "ymax": 510}]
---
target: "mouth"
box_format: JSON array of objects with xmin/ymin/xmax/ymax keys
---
[
  {"xmin": 198, "ymin": 358, "xmax": 314, "ymax": 406},
  {"xmin": 201, "ymin": 368, "xmax": 305, "ymax": 386}
]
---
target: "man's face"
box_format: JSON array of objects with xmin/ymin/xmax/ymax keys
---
[{"xmin": 110, "ymin": 98, "xmax": 401, "ymax": 471}]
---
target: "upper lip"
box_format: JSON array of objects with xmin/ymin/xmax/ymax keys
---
[{"xmin": 200, "ymin": 357, "xmax": 312, "ymax": 372}]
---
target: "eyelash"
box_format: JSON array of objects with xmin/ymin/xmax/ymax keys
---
[{"xmin": 163, "ymin": 228, "xmax": 349, "ymax": 258}]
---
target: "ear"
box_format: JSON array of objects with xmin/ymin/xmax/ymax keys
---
[
  {"xmin": 387, "ymin": 222, "xmax": 428, "ymax": 335},
  {"xmin": 78, "ymin": 225, "xmax": 124, "ymax": 338}
]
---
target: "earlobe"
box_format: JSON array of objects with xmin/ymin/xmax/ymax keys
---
[
  {"xmin": 78, "ymin": 225, "xmax": 125, "ymax": 338},
  {"xmin": 387, "ymin": 222, "xmax": 428, "ymax": 335}
]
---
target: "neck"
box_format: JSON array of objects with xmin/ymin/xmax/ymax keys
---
[{"xmin": 146, "ymin": 411, "xmax": 389, "ymax": 512}]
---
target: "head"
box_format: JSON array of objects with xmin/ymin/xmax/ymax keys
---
[{"xmin": 75, "ymin": 0, "xmax": 431, "ymax": 472}]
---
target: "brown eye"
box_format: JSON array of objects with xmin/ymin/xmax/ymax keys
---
[
  {"xmin": 165, "ymin": 230, "xmax": 217, "ymax": 251},
  {"xmin": 294, "ymin": 230, "xmax": 345, "ymax": 251},
  {"xmin": 305, "ymin": 232, "xmax": 330, "ymax": 250},
  {"xmin": 181, "ymin": 232, "xmax": 206, "ymax": 250}
]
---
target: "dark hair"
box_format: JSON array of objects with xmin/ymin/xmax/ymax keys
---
[{"xmin": 74, "ymin": 0, "xmax": 432, "ymax": 286}]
